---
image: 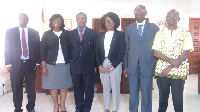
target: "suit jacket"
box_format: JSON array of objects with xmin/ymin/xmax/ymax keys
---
[
  {"xmin": 123, "ymin": 21, "xmax": 159, "ymax": 76},
  {"xmin": 40, "ymin": 29, "xmax": 70, "ymax": 65},
  {"xmin": 68, "ymin": 27, "xmax": 98, "ymax": 74},
  {"xmin": 96, "ymin": 30, "xmax": 125, "ymax": 68},
  {"xmin": 5, "ymin": 26, "xmax": 40, "ymax": 73}
]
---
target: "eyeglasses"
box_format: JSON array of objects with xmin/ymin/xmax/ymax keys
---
[
  {"xmin": 166, "ymin": 15, "xmax": 179, "ymax": 18},
  {"xmin": 105, "ymin": 20, "xmax": 114, "ymax": 24},
  {"xmin": 53, "ymin": 20, "xmax": 61, "ymax": 22},
  {"xmin": 134, "ymin": 10, "xmax": 146, "ymax": 14}
]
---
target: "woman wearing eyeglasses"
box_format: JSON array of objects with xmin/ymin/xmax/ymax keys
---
[
  {"xmin": 40, "ymin": 14, "xmax": 72, "ymax": 112},
  {"xmin": 96, "ymin": 12, "xmax": 125, "ymax": 112}
]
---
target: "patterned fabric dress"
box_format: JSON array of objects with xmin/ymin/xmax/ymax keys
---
[{"xmin": 152, "ymin": 27, "xmax": 194, "ymax": 80}]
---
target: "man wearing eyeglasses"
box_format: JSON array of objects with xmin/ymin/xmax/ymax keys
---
[
  {"xmin": 68, "ymin": 12, "xmax": 98, "ymax": 112},
  {"xmin": 4, "ymin": 13, "xmax": 40, "ymax": 112},
  {"xmin": 152, "ymin": 9, "xmax": 194, "ymax": 112},
  {"xmin": 123, "ymin": 5, "xmax": 159, "ymax": 112}
]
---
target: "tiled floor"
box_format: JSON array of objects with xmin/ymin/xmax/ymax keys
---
[{"xmin": 0, "ymin": 74, "xmax": 200, "ymax": 112}]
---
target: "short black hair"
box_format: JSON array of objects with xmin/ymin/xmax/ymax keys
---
[
  {"xmin": 49, "ymin": 14, "xmax": 65, "ymax": 29},
  {"xmin": 167, "ymin": 9, "xmax": 179, "ymax": 16},
  {"xmin": 135, "ymin": 5, "xmax": 146, "ymax": 11},
  {"xmin": 76, "ymin": 12, "xmax": 87, "ymax": 19},
  {"xmin": 100, "ymin": 12, "xmax": 120, "ymax": 31}
]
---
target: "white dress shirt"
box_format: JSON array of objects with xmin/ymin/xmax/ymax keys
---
[
  {"xmin": 104, "ymin": 31, "xmax": 114, "ymax": 57},
  {"xmin": 53, "ymin": 31, "xmax": 65, "ymax": 64},
  {"xmin": 136, "ymin": 20, "xmax": 146, "ymax": 36}
]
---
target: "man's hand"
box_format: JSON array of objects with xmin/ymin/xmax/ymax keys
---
[
  {"xmin": 123, "ymin": 68, "xmax": 128, "ymax": 78},
  {"xmin": 161, "ymin": 66, "xmax": 173, "ymax": 77},
  {"xmin": 7, "ymin": 66, "xmax": 13, "ymax": 74},
  {"xmin": 169, "ymin": 59, "xmax": 182, "ymax": 67},
  {"xmin": 99, "ymin": 65, "xmax": 106, "ymax": 74},
  {"xmin": 42, "ymin": 67, "xmax": 48, "ymax": 75},
  {"xmin": 34, "ymin": 65, "xmax": 40, "ymax": 72}
]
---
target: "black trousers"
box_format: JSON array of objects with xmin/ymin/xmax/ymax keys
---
[
  {"xmin": 72, "ymin": 73, "xmax": 94, "ymax": 112},
  {"xmin": 10, "ymin": 60, "xmax": 36, "ymax": 112},
  {"xmin": 157, "ymin": 77, "xmax": 185, "ymax": 112}
]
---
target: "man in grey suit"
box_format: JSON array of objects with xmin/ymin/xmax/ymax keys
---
[{"xmin": 123, "ymin": 5, "xmax": 159, "ymax": 112}]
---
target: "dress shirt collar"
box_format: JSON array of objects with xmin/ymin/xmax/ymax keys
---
[
  {"xmin": 19, "ymin": 26, "xmax": 28, "ymax": 32},
  {"xmin": 77, "ymin": 27, "xmax": 86, "ymax": 34},
  {"xmin": 136, "ymin": 20, "xmax": 146, "ymax": 28}
]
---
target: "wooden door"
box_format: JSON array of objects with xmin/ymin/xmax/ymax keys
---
[
  {"xmin": 120, "ymin": 18, "xmax": 149, "ymax": 93},
  {"xmin": 92, "ymin": 18, "xmax": 104, "ymax": 34},
  {"xmin": 121, "ymin": 18, "xmax": 149, "ymax": 32},
  {"xmin": 189, "ymin": 18, "xmax": 200, "ymax": 74},
  {"xmin": 92, "ymin": 18, "xmax": 104, "ymax": 93}
]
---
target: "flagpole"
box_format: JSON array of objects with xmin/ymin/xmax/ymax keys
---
[{"xmin": 42, "ymin": 8, "xmax": 45, "ymax": 34}]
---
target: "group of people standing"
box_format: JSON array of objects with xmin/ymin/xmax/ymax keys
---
[{"xmin": 4, "ymin": 4, "xmax": 193, "ymax": 112}]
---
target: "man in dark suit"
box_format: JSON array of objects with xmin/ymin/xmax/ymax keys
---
[
  {"xmin": 4, "ymin": 13, "xmax": 40, "ymax": 112},
  {"xmin": 123, "ymin": 5, "xmax": 159, "ymax": 112},
  {"xmin": 68, "ymin": 12, "xmax": 98, "ymax": 112}
]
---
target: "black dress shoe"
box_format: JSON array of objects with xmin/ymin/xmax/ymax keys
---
[{"xmin": 28, "ymin": 110, "xmax": 35, "ymax": 112}]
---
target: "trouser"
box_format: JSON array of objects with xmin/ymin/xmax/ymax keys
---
[
  {"xmin": 128, "ymin": 63, "xmax": 153, "ymax": 112},
  {"xmin": 10, "ymin": 60, "xmax": 36, "ymax": 112},
  {"xmin": 157, "ymin": 77, "xmax": 185, "ymax": 112},
  {"xmin": 72, "ymin": 72, "xmax": 94, "ymax": 112},
  {"xmin": 100, "ymin": 59, "xmax": 122, "ymax": 111}
]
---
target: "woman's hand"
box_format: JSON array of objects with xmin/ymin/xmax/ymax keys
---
[
  {"xmin": 99, "ymin": 65, "xmax": 106, "ymax": 74},
  {"xmin": 42, "ymin": 67, "xmax": 48, "ymax": 75},
  {"xmin": 106, "ymin": 66, "xmax": 114, "ymax": 73}
]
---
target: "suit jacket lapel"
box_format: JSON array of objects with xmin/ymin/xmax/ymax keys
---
[
  {"xmin": 108, "ymin": 31, "xmax": 116, "ymax": 56},
  {"xmin": 101, "ymin": 32, "xmax": 106, "ymax": 57},
  {"xmin": 132, "ymin": 23, "xmax": 139, "ymax": 40},
  {"xmin": 14, "ymin": 27, "xmax": 22, "ymax": 55},
  {"xmin": 81, "ymin": 27, "xmax": 90, "ymax": 44},
  {"xmin": 28, "ymin": 28, "xmax": 32, "ymax": 53},
  {"xmin": 73, "ymin": 29, "xmax": 80, "ymax": 41},
  {"xmin": 141, "ymin": 21, "xmax": 150, "ymax": 39}
]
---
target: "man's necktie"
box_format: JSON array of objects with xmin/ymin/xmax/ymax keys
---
[
  {"xmin": 80, "ymin": 29, "xmax": 83, "ymax": 41},
  {"xmin": 138, "ymin": 25, "xmax": 143, "ymax": 38},
  {"xmin": 22, "ymin": 28, "xmax": 28, "ymax": 58}
]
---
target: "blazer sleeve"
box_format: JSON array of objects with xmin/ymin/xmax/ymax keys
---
[
  {"xmin": 95, "ymin": 33, "xmax": 101, "ymax": 68},
  {"xmin": 4, "ymin": 29, "xmax": 12, "ymax": 65},
  {"xmin": 40, "ymin": 32, "xmax": 48, "ymax": 62},
  {"xmin": 123, "ymin": 28, "xmax": 129, "ymax": 68},
  {"xmin": 93, "ymin": 31, "xmax": 98, "ymax": 68},
  {"xmin": 68, "ymin": 31, "xmax": 72, "ymax": 60},
  {"xmin": 35, "ymin": 31, "xmax": 41, "ymax": 64},
  {"xmin": 64, "ymin": 30, "xmax": 70, "ymax": 63},
  {"xmin": 112, "ymin": 32, "xmax": 125, "ymax": 68}
]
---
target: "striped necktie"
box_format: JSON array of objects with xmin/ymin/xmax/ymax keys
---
[{"xmin": 138, "ymin": 25, "xmax": 143, "ymax": 38}]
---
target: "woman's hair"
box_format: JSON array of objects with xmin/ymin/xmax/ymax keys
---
[
  {"xmin": 100, "ymin": 12, "xmax": 120, "ymax": 31},
  {"xmin": 49, "ymin": 14, "xmax": 65, "ymax": 29}
]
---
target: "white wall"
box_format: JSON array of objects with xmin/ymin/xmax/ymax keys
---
[{"xmin": 0, "ymin": 0, "xmax": 200, "ymax": 66}]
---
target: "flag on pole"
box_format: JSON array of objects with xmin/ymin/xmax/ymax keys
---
[{"xmin": 42, "ymin": 8, "xmax": 45, "ymax": 34}]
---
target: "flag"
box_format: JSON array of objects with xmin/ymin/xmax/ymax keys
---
[{"xmin": 42, "ymin": 8, "xmax": 45, "ymax": 34}]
